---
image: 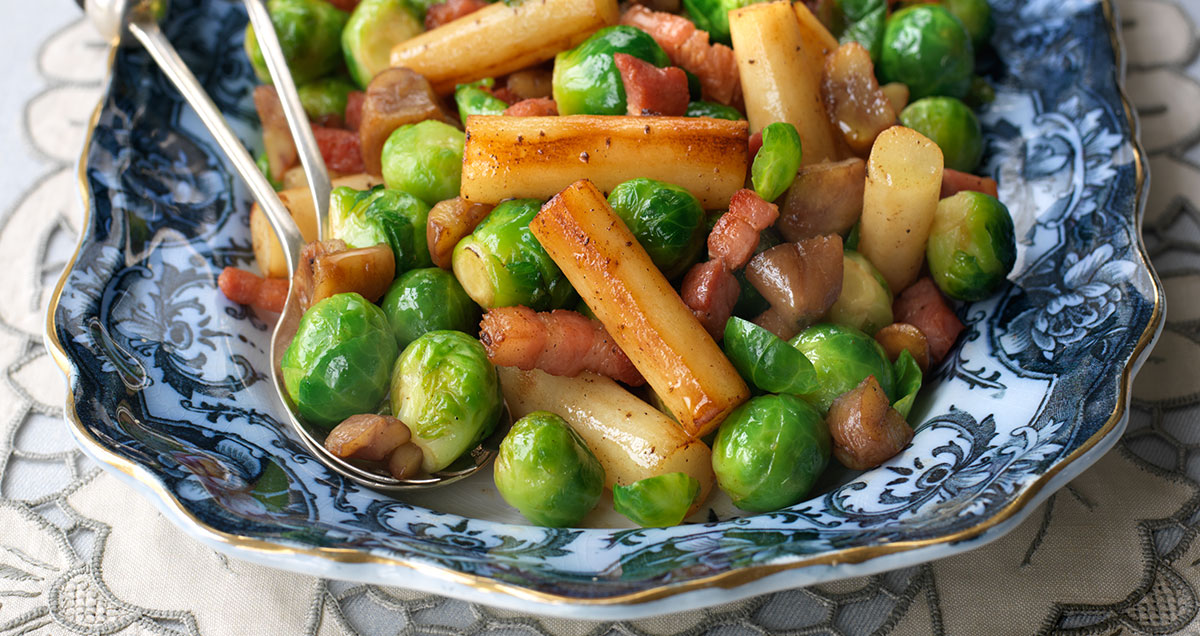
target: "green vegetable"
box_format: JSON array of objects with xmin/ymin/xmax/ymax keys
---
[
  {"xmin": 244, "ymin": 0, "xmax": 349, "ymax": 86},
  {"xmin": 455, "ymin": 79, "xmax": 509, "ymax": 126},
  {"xmin": 297, "ymin": 76, "xmax": 357, "ymax": 122},
  {"xmin": 391, "ymin": 331, "xmax": 503, "ymax": 472},
  {"xmin": 966, "ymin": 75, "xmax": 996, "ymax": 108},
  {"xmin": 342, "ymin": 0, "xmax": 424, "ymax": 88},
  {"xmin": 552, "ymin": 26, "xmax": 670, "ymax": 116},
  {"xmin": 943, "ymin": 0, "xmax": 993, "ymax": 49},
  {"xmin": 892, "ymin": 349, "xmax": 922, "ymax": 419},
  {"xmin": 256, "ymin": 152, "xmax": 283, "ymax": 191},
  {"xmin": 926, "ymin": 191, "xmax": 1016, "ymax": 301},
  {"xmin": 329, "ymin": 185, "xmax": 432, "ymax": 271},
  {"xmin": 711, "ymin": 394, "xmax": 830, "ymax": 512},
  {"xmin": 613, "ymin": 473, "xmax": 701, "ymax": 528},
  {"xmin": 751, "ymin": 122, "xmax": 803, "ymax": 202},
  {"xmin": 844, "ymin": 222, "xmax": 860, "ymax": 251},
  {"xmin": 878, "ymin": 5, "xmax": 974, "ymax": 100},
  {"xmin": 899, "ymin": 96, "xmax": 984, "ymax": 173},
  {"xmin": 381, "ymin": 268, "xmax": 481, "ymax": 350},
  {"xmin": 827, "ymin": 250, "xmax": 892, "ymax": 335},
  {"xmin": 381, "ymin": 120, "xmax": 466, "ymax": 206},
  {"xmin": 607, "ymin": 178, "xmax": 707, "ymax": 279},
  {"xmin": 789, "ymin": 323, "xmax": 896, "ymax": 414},
  {"xmin": 281, "ymin": 293, "xmax": 398, "ymax": 430},
  {"xmin": 452, "ymin": 199, "xmax": 575, "ymax": 310},
  {"xmin": 723, "ymin": 317, "xmax": 819, "ymax": 396},
  {"xmin": 836, "ymin": 0, "xmax": 887, "ymax": 61},
  {"xmin": 682, "ymin": 0, "xmax": 761, "ymax": 45},
  {"xmin": 494, "ymin": 411, "xmax": 604, "ymax": 527},
  {"xmin": 685, "ymin": 100, "xmax": 745, "ymax": 120}
]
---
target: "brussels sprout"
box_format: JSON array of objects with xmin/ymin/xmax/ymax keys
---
[
  {"xmin": 391, "ymin": 331, "xmax": 503, "ymax": 472},
  {"xmin": 455, "ymin": 78, "xmax": 509, "ymax": 126},
  {"xmin": 943, "ymin": 0, "xmax": 993, "ymax": 49},
  {"xmin": 926, "ymin": 191, "xmax": 1016, "ymax": 301},
  {"xmin": 329, "ymin": 185, "xmax": 432, "ymax": 271},
  {"xmin": 836, "ymin": 0, "xmax": 887, "ymax": 61},
  {"xmin": 281, "ymin": 293, "xmax": 398, "ymax": 430},
  {"xmin": 342, "ymin": 0, "xmax": 424, "ymax": 88},
  {"xmin": 892, "ymin": 349, "xmax": 922, "ymax": 419},
  {"xmin": 607, "ymin": 178, "xmax": 707, "ymax": 279},
  {"xmin": 723, "ymin": 317, "xmax": 819, "ymax": 396},
  {"xmin": 613, "ymin": 473, "xmax": 701, "ymax": 528},
  {"xmin": 552, "ymin": 26, "xmax": 670, "ymax": 116},
  {"xmin": 682, "ymin": 0, "xmax": 762, "ymax": 45},
  {"xmin": 844, "ymin": 222, "xmax": 860, "ymax": 251},
  {"xmin": 452, "ymin": 199, "xmax": 575, "ymax": 310},
  {"xmin": 381, "ymin": 268, "xmax": 480, "ymax": 349},
  {"xmin": 297, "ymin": 76, "xmax": 357, "ymax": 122},
  {"xmin": 827, "ymin": 250, "xmax": 892, "ymax": 335},
  {"xmin": 685, "ymin": 100, "xmax": 744, "ymax": 121},
  {"xmin": 899, "ymin": 97, "xmax": 984, "ymax": 173},
  {"xmin": 711, "ymin": 394, "xmax": 831, "ymax": 512},
  {"xmin": 789, "ymin": 323, "xmax": 896, "ymax": 413},
  {"xmin": 381, "ymin": 120, "xmax": 466, "ymax": 207},
  {"xmin": 751, "ymin": 122, "xmax": 803, "ymax": 202},
  {"xmin": 879, "ymin": 5, "xmax": 974, "ymax": 100},
  {"xmin": 494, "ymin": 411, "xmax": 604, "ymax": 527},
  {"xmin": 966, "ymin": 75, "xmax": 996, "ymax": 108},
  {"xmin": 244, "ymin": 0, "xmax": 349, "ymax": 86}
]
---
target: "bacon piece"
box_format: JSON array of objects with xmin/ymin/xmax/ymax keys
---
[
  {"xmin": 893, "ymin": 277, "xmax": 964, "ymax": 364},
  {"xmin": 479, "ymin": 306, "xmax": 644, "ymax": 386},
  {"xmin": 681, "ymin": 259, "xmax": 740, "ymax": 339},
  {"xmin": 326, "ymin": 0, "xmax": 360, "ymax": 11},
  {"xmin": 827, "ymin": 375, "xmax": 913, "ymax": 470},
  {"xmin": 424, "ymin": 0, "xmax": 489, "ymax": 30},
  {"xmin": 620, "ymin": 5, "xmax": 741, "ymax": 105},
  {"xmin": 745, "ymin": 234, "xmax": 843, "ymax": 340},
  {"xmin": 345, "ymin": 91, "xmax": 365, "ymax": 132},
  {"xmin": 748, "ymin": 130, "xmax": 763, "ymax": 161},
  {"xmin": 613, "ymin": 53, "xmax": 689, "ymax": 117},
  {"xmin": 503, "ymin": 97, "xmax": 559, "ymax": 117},
  {"xmin": 311, "ymin": 125, "xmax": 365, "ymax": 174},
  {"xmin": 708, "ymin": 189, "xmax": 780, "ymax": 269},
  {"xmin": 491, "ymin": 86, "xmax": 522, "ymax": 106},
  {"xmin": 941, "ymin": 168, "xmax": 999, "ymax": 199},
  {"xmin": 218, "ymin": 267, "xmax": 288, "ymax": 314}
]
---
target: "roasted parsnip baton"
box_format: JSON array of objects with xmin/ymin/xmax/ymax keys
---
[
  {"xmin": 730, "ymin": 1, "xmax": 840, "ymax": 164},
  {"xmin": 251, "ymin": 173, "xmax": 383, "ymax": 278},
  {"xmin": 859, "ymin": 126, "xmax": 945, "ymax": 293},
  {"xmin": 389, "ymin": 0, "xmax": 619, "ymax": 95},
  {"xmin": 498, "ymin": 367, "xmax": 715, "ymax": 507},
  {"xmin": 461, "ymin": 115, "xmax": 749, "ymax": 210},
  {"xmin": 531, "ymin": 180, "xmax": 750, "ymax": 437}
]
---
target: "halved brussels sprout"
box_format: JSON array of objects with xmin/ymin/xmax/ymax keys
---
[
  {"xmin": 329, "ymin": 185, "xmax": 432, "ymax": 271},
  {"xmin": 836, "ymin": 0, "xmax": 887, "ymax": 61},
  {"xmin": 552, "ymin": 25, "xmax": 671, "ymax": 116},
  {"xmin": 391, "ymin": 331, "xmax": 503, "ymax": 473},
  {"xmin": 682, "ymin": 0, "xmax": 761, "ymax": 45},
  {"xmin": 711, "ymin": 394, "xmax": 831, "ymax": 512},
  {"xmin": 495, "ymin": 411, "xmax": 604, "ymax": 527},
  {"xmin": 723, "ymin": 317, "xmax": 819, "ymax": 396},
  {"xmin": 281, "ymin": 293, "xmax": 398, "ymax": 430},
  {"xmin": 892, "ymin": 349, "xmax": 922, "ymax": 419},
  {"xmin": 827, "ymin": 250, "xmax": 892, "ymax": 335},
  {"xmin": 381, "ymin": 120, "xmax": 466, "ymax": 207},
  {"xmin": 607, "ymin": 178, "xmax": 707, "ymax": 279},
  {"xmin": 789, "ymin": 323, "xmax": 896, "ymax": 414},
  {"xmin": 751, "ymin": 122, "xmax": 803, "ymax": 203},
  {"xmin": 455, "ymin": 78, "xmax": 509, "ymax": 126},
  {"xmin": 342, "ymin": 0, "xmax": 424, "ymax": 88},
  {"xmin": 381, "ymin": 268, "xmax": 480, "ymax": 350},
  {"xmin": 878, "ymin": 5, "xmax": 973, "ymax": 100},
  {"xmin": 452, "ymin": 199, "xmax": 575, "ymax": 310},
  {"xmin": 685, "ymin": 100, "xmax": 745, "ymax": 121},
  {"xmin": 926, "ymin": 191, "xmax": 1016, "ymax": 301},
  {"xmin": 244, "ymin": 0, "xmax": 349, "ymax": 86},
  {"xmin": 298, "ymin": 76, "xmax": 357, "ymax": 122},
  {"xmin": 613, "ymin": 472, "xmax": 701, "ymax": 528},
  {"xmin": 899, "ymin": 96, "xmax": 984, "ymax": 173},
  {"xmin": 944, "ymin": 0, "xmax": 993, "ymax": 49}
]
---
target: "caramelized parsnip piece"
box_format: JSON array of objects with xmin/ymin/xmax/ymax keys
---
[
  {"xmin": 792, "ymin": 1, "xmax": 839, "ymax": 56},
  {"xmin": 881, "ymin": 82, "xmax": 910, "ymax": 112},
  {"xmin": 325, "ymin": 414, "xmax": 412, "ymax": 462},
  {"xmin": 777, "ymin": 157, "xmax": 866, "ymax": 242},
  {"xmin": 461, "ymin": 116, "xmax": 748, "ymax": 210},
  {"xmin": 874, "ymin": 322, "xmax": 931, "ymax": 372},
  {"xmin": 822, "ymin": 42, "xmax": 897, "ymax": 156},
  {"xmin": 827, "ymin": 375, "xmax": 913, "ymax": 470},
  {"xmin": 388, "ymin": 443, "xmax": 425, "ymax": 480},
  {"xmin": 253, "ymin": 86, "xmax": 297, "ymax": 182},
  {"xmin": 390, "ymin": 0, "xmax": 619, "ymax": 94},
  {"xmin": 427, "ymin": 197, "xmax": 494, "ymax": 269},
  {"xmin": 531, "ymin": 180, "xmax": 749, "ymax": 437}
]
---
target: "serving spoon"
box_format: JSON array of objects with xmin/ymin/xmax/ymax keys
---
[{"xmin": 81, "ymin": 0, "xmax": 497, "ymax": 490}]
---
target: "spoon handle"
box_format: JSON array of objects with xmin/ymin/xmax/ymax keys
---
[
  {"xmin": 243, "ymin": 0, "xmax": 333, "ymax": 242},
  {"xmin": 126, "ymin": 19, "xmax": 305, "ymax": 276}
]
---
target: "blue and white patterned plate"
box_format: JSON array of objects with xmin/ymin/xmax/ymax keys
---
[{"xmin": 46, "ymin": 0, "xmax": 1163, "ymax": 618}]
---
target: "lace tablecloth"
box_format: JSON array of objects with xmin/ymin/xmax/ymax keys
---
[{"xmin": 4, "ymin": 0, "xmax": 1199, "ymax": 633}]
